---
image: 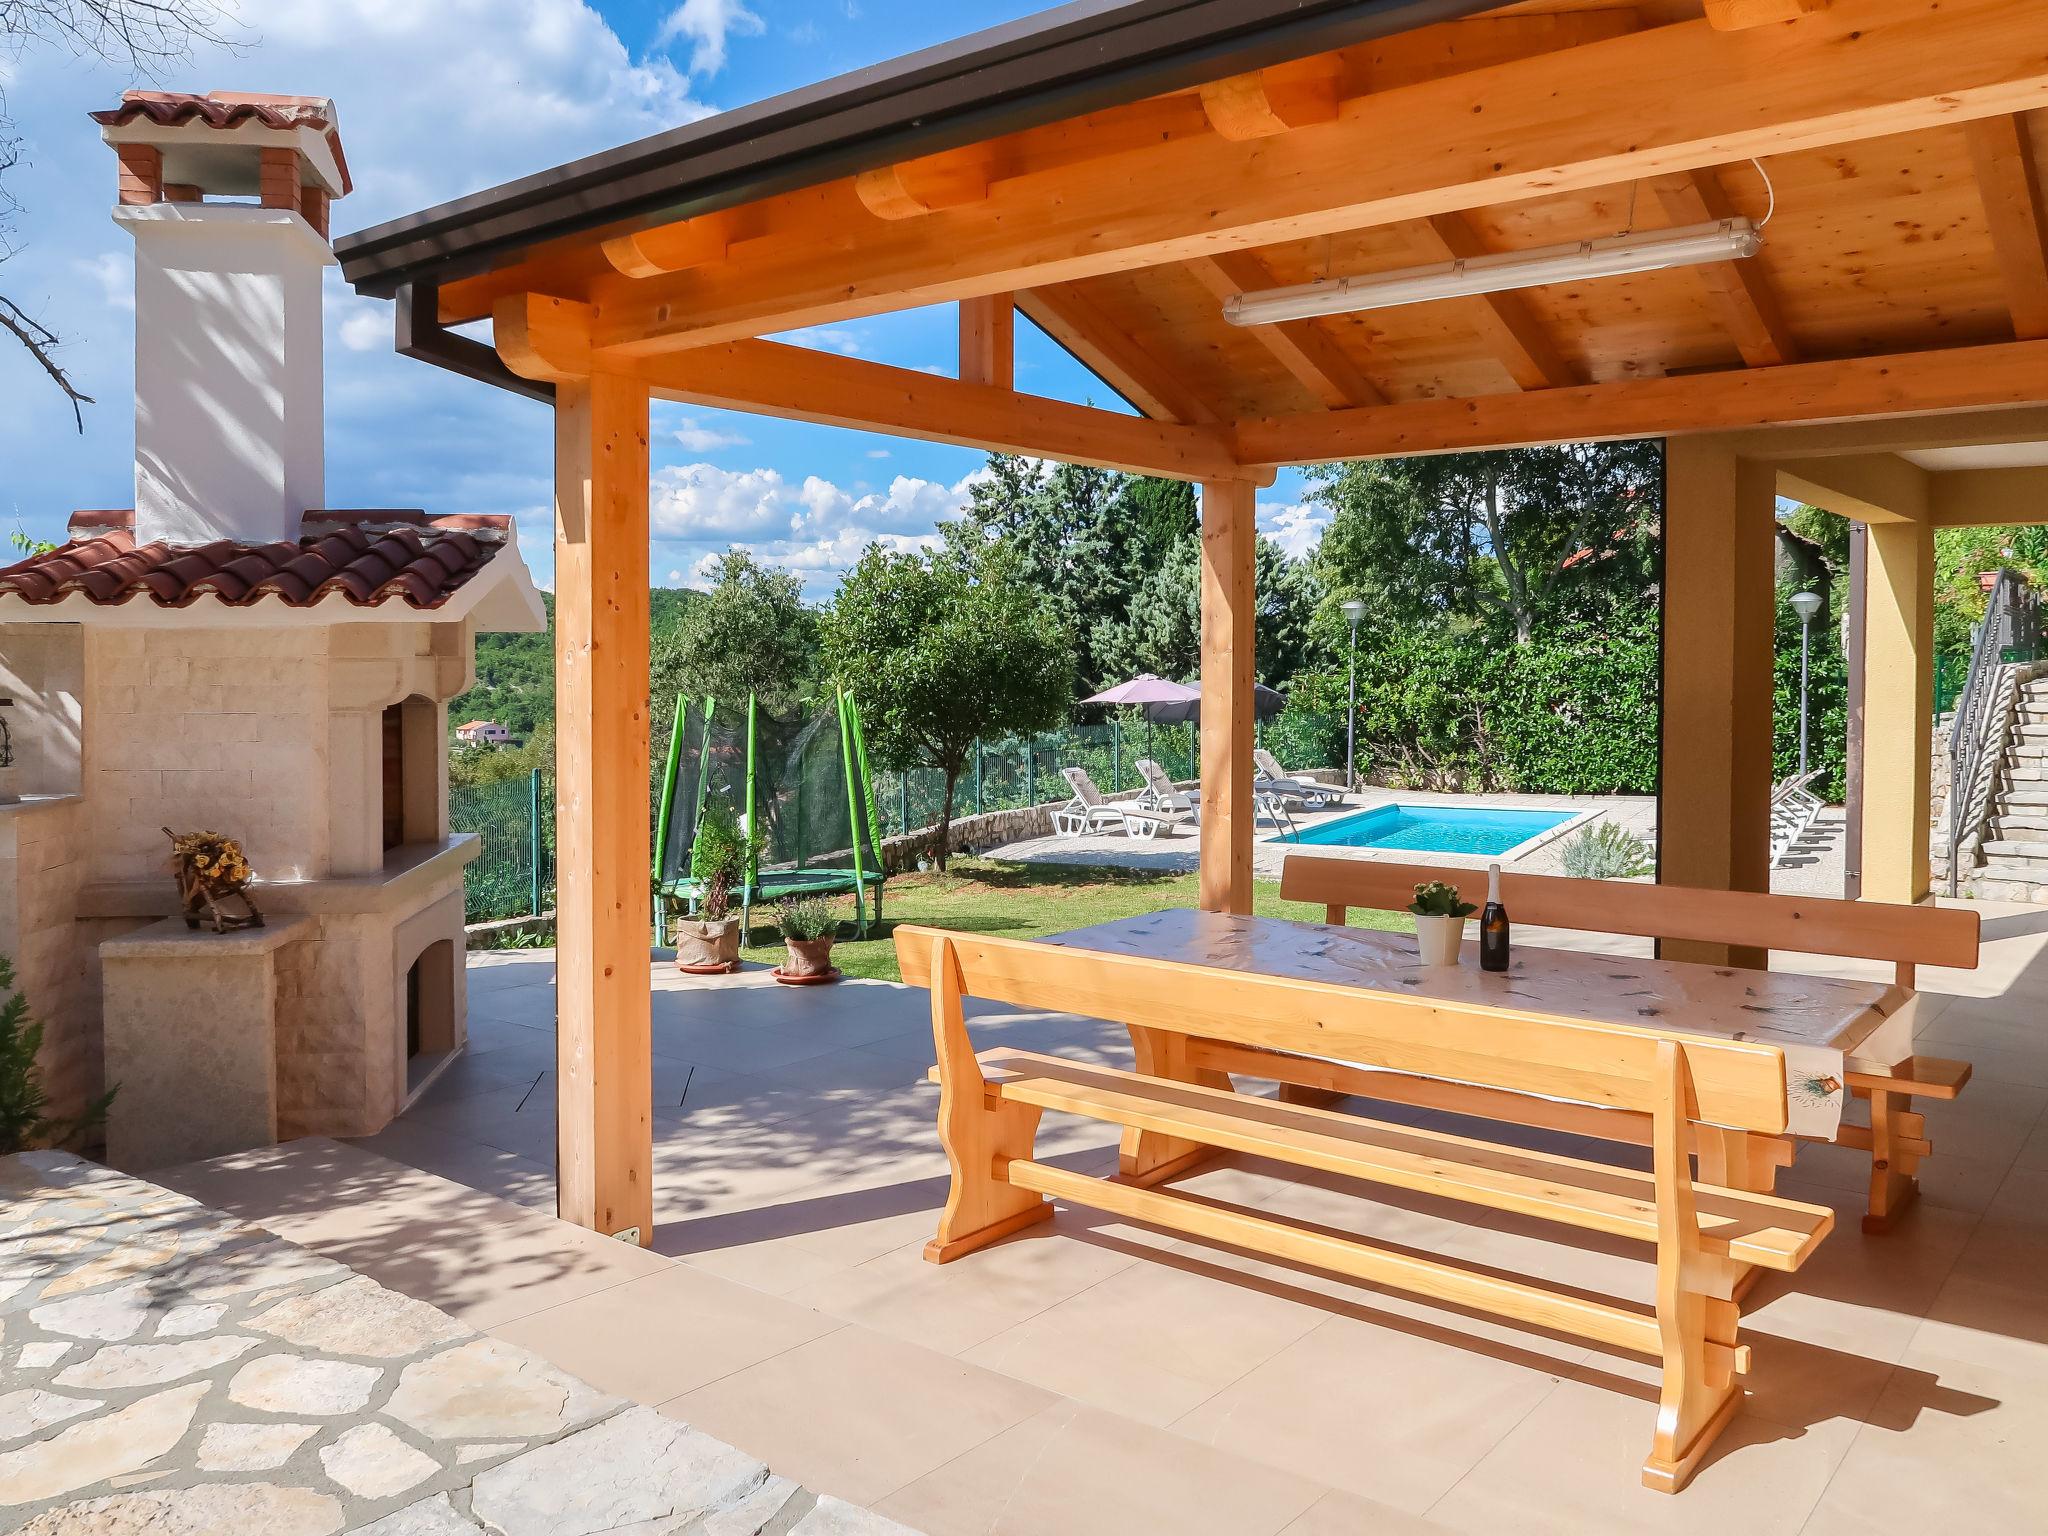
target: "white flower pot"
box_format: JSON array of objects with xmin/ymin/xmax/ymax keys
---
[{"xmin": 1414, "ymin": 914, "xmax": 1467, "ymax": 967}]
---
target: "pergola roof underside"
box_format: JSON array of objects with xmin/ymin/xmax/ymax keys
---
[{"xmin": 405, "ymin": 0, "xmax": 2048, "ymax": 465}]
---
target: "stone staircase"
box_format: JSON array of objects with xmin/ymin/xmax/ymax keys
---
[{"xmin": 1950, "ymin": 668, "xmax": 2048, "ymax": 902}]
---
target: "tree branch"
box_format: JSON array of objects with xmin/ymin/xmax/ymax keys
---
[{"xmin": 0, "ymin": 293, "xmax": 91, "ymax": 430}]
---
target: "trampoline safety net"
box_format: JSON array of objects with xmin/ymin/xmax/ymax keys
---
[{"xmin": 655, "ymin": 693, "xmax": 884, "ymax": 928}]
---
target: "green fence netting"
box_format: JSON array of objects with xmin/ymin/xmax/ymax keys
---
[{"xmin": 450, "ymin": 770, "xmax": 554, "ymax": 923}]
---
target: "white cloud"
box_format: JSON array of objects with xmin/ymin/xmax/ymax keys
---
[
  {"xmin": 657, "ymin": 0, "xmax": 765, "ymax": 77},
  {"xmin": 865, "ymin": 448, "xmax": 891, "ymax": 459},
  {"xmin": 72, "ymin": 253, "xmax": 133, "ymax": 312},
  {"xmin": 1259, "ymin": 501, "xmax": 1330, "ymax": 559},
  {"xmin": 650, "ymin": 462, "xmax": 981, "ymax": 597},
  {"xmin": 780, "ymin": 324, "xmax": 864, "ymax": 357},
  {"xmin": 337, "ymin": 305, "xmax": 386, "ymax": 353},
  {"xmin": 671, "ymin": 416, "xmax": 750, "ymax": 452}
]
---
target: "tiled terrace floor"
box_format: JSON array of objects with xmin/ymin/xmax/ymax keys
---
[{"xmin": 192, "ymin": 908, "xmax": 2048, "ymax": 1534}]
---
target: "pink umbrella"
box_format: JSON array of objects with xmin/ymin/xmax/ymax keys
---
[{"xmin": 1081, "ymin": 673, "xmax": 1200, "ymax": 707}]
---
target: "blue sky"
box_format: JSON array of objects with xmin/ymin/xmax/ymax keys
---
[{"xmin": 0, "ymin": 0, "xmax": 1316, "ymax": 595}]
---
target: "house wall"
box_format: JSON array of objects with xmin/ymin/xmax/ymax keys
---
[{"xmin": 0, "ymin": 799, "xmax": 91, "ymax": 1120}]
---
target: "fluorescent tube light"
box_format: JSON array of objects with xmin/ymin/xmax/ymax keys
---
[{"xmin": 1220, "ymin": 219, "xmax": 1762, "ymax": 327}]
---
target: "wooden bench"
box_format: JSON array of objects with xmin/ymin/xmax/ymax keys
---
[
  {"xmin": 1281, "ymin": 853, "xmax": 1981, "ymax": 1233},
  {"xmin": 897, "ymin": 924, "xmax": 1835, "ymax": 1494}
]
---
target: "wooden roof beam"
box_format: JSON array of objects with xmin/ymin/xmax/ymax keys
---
[
  {"xmin": 1015, "ymin": 283, "xmax": 1222, "ymax": 424},
  {"xmin": 603, "ymin": 213, "xmax": 728, "ymax": 279},
  {"xmin": 1416, "ymin": 214, "xmax": 1577, "ymax": 390},
  {"xmin": 1232, "ymin": 339, "xmax": 2048, "ymax": 466},
  {"xmin": 575, "ymin": 0, "xmax": 2048, "ymax": 358},
  {"xmin": 1652, "ymin": 167, "xmax": 1800, "ymax": 366},
  {"xmin": 1963, "ymin": 113, "xmax": 2048, "ymax": 340},
  {"xmin": 1705, "ymin": 1, "xmax": 1830, "ymax": 28},
  {"xmin": 1199, "ymin": 59, "xmax": 1343, "ymax": 142},
  {"xmin": 497, "ymin": 293, "xmax": 1254, "ymax": 485},
  {"xmin": 1183, "ymin": 251, "xmax": 1383, "ymax": 408}
]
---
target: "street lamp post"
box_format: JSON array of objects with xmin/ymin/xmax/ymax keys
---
[
  {"xmin": 1341, "ymin": 599, "xmax": 1367, "ymax": 790},
  {"xmin": 1790, "ymin": 590, "xmax": 1823, "ymax": 778}
]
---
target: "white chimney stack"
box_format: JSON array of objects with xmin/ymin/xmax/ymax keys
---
[{"xmin": 95, "ymin": 92, "xmax": 352, "ymax": 547}]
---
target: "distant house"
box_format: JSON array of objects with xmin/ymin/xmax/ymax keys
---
[{"xmin": 455, "ymin": 720, "xmax": 513, "ymax": 747}]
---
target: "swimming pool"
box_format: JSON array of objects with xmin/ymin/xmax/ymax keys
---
[{"xmin": 1286, "ymin": 803, "xmax": 1578, "ymax": 857}]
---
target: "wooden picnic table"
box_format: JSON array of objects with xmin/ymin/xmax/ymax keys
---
[{"xmin": 1045, "ymin": 907, "xmax": 1929, "ymax": 1142}]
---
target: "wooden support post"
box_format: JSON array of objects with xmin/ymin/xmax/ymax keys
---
[
  {"xmin": 1658, "ymin": 439, "xmax": 1777, "ymax": 966},
  {"xmin": 959, "ymin": 294, "xmax": 1014, "ymax": 390},
  {"xmin": 1862, "ymin": 520, "xmax": 1935, "ymax": 904},
  {"xmin": 554, "ymin": 371, "xmax": 655, "ymax": 1245},
  {"xmin": 1844, "ymin": 522, "xmax": 1868, "ymax": 900},
  {"xmin": 1199, "ymin": 479, "xmax": 1257, "ymax": 915}
]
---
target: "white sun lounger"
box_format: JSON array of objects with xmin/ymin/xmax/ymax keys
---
[
  {"xmin": 1253, "ymin": 748, "xmax": 1343, "ymax": 808},
  {"xmin": 1135, "ymin": 758, "xmax": 1300, "ymax": 839},
  {"xmin": 1052, "ymin": 766, "xmax": 1173, "ymax": 840}
]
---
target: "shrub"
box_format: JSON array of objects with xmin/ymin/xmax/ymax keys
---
[
  {"xmin": 775, "ymin": 896, "xmax": 840, "ymax": 942},
  {"xmin": 1557, "ymin": 821, "xmax": 1657, "ymax": 881},
  {"xmin": 690, "ymin": 799, "xmax": 753, "ymax": 922},
  {"xmin": 1, "ymin": 956, "xmax": 113, "ymax": 1155}
]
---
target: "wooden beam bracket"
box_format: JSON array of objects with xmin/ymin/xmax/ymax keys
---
[
  {"xmin": 1200, "ymin": 58, "xmax": 1345, "ymax": 141},
  {"xmin": 856, "ymin": 146, "xmax": 995, "ymax": 220}
]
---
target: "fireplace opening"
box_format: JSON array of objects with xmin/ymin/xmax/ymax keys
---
[{"xmin": 403, "ymin": 937, "xmax": 456, "ymax": 1093}]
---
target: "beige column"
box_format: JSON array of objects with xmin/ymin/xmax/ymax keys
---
[
  {"xmin": 1199, "ymin": 479, "xmax": 1257, "ymax": 914},
  {"xmin": 1860, "ymin": 519, "xmax": 1935, "ymax": 904},
  {"xmin": 1658, "ymin": 437, "xmax": 1778, "ymax": 966},
  {"xmin": 554, "ymin": 372, "xmax": 655, "ymax": 1244}
]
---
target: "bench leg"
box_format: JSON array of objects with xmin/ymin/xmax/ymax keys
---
[
  {"xmin": 1118, "ymin": 1027, "xmax": 1232, "ymax": 1185},
  {"xmin": 1863, "ymin": 1089, "xmax": 1924, "ymax": 1234},
  {"xmin": 926, "ymin": 932, "xmax": 1053, "ymax": 1263}
]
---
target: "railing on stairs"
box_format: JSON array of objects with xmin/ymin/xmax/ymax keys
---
[{"xmin": 1948, "ymin": 569, "xmax": 2032, "ymax": 896}]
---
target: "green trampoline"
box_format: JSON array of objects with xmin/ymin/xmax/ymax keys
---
[{"xmin": 653, "ymin": 689, "xmax": 886, "ymax": 944}]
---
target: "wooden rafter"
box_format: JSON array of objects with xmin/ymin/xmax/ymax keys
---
[
  {"xmin": 1182, "ymin": 252, "xmax": 1383, "ymax": 408},
  {"xmin": 496, "ymin": 294, "xmax": 1251, "ymax": 483},
  {"xmin": 602, "ymin": 214, "xmax": 728, "ymax": 279},
  {"xmin": 1015, "ymin": 283, "xmax": 1222, "ymax": 424},
  {"xmin": 1962, "ymin": 113, "xmax": 2048, "ymax": 340},
  {"xmin": 563, "ymin": 0, "xmax": 2048, "ymax": 357},
  {"xmin": 1414, "ymin": 213, "xmax": 1576, "ymax": 390},
  {"xmin": 1199, "ymin": 59, "xmax": 1343, "ymax": 142},
  {"xmin": 1652, "ymin": 167, "xmax": 1800, "ymax": 367},
  {"xmin": 1232, "ymin": 339, "xmax": 2048, "ymax": 466},
  {"xmin": 1705, "ymin": 0, "xmax": 1830, "ymax": 28},
  {"xmin": 856, "ymin": 146, "xmax": 994, "ymax": 220}
]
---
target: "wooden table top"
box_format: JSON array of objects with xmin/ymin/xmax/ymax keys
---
[{"xmin": 1046, "ymin": 908, "xmax": 1922, "ymax": 1136}]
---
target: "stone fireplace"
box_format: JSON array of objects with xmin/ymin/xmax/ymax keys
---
[{"xmin": 0, "ymin": 92, "xmax": 543, "ymax": 1169}]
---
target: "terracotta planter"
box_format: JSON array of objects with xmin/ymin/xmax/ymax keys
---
[
  {"xmin": 674, "ymin": 918, "xmax": 741, "ymax": 972},
  {"xmin": 1414, "ymin": 914, "xmax": 1467, "ymax": 967},
  {"xmin": 782, "ymin": 937, "xmax": 837, "ymax": 978}
]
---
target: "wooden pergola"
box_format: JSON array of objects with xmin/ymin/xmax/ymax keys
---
[{"xmin": 341, "ymin": 0, "xmax": 2048, "ymax": 1242}]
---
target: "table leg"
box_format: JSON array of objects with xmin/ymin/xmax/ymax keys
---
[
  {"xmin": 1119, "ymin": 1027, "xmax": 1232, "ymax": 1186},
  {"xmin": 1693, "ymin": 1128, "xmax": 1785, "ymax": 1305},
  {"xmin": 1863, "ymin": 1089, "xmax": 1925, "ymax": 1234}
]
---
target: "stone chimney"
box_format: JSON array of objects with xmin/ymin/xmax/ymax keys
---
[{"xmin": 93, "ymin": 92, "xmax": 353, "ymax": 547}]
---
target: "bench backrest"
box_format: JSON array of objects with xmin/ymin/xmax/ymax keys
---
[
  {"xmin": 895, "ymin": 924, "xmax": 1791, "ymax": 1134},
  {"xmin": 1279, "ymin": 853, "xmax": 1980, "ymax": 982}
]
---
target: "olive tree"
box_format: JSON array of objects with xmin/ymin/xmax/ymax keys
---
[{"xmin": 823, "ymin": 530, "xmax": 1072, "ymax": 870}]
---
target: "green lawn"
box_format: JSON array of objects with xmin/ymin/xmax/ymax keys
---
[{"xmin": 735, "ymin": 856, "xmax": 1410, "ymax": 982}]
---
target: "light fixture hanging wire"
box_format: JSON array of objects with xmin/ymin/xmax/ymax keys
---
[
  {"xmin": 1751, "ymin": 157, "xmax": 1777, "ymax": 227},
  {"xmin": 1622, "ymin": 177, "xmax": 1639, "ymax": 239}
]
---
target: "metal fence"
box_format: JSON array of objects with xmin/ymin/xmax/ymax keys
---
[
  {"xmin": 450, "ymin": 712, "xmax": 1345, "ymax": 920},
  {"xmin": 450, "ymin": 770, "xmax": 553, "ymax": 922}
]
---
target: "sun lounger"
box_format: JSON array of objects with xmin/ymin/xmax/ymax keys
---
[
  {"xmin": 1135, "ymin": 758, "xmax": 1300, "ymax": 839},
  {"xmin": 1253, "ymin": 748, "xmax": 1344, "ymax": 808},
  {"xmin": 1052, "ymin": 767, "xmax": 1173, "ymax": 840}
]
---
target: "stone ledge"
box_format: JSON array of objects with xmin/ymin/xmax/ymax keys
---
[
  {"xmin": 77, "ymin": 834, "xmax": 480, "ymax": 920},
  {"xmin": 99, "ymin": 911, "xmax": 314, "ymax": 958}
]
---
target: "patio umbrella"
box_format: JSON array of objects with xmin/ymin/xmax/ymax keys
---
[
  {"xmin": 1081, "ymin": 675, "xmax": 1201, "ymax": 770},
  {"xmin": 1143, "ymin": 683, "xmax": 1287, "ymax": 725}
]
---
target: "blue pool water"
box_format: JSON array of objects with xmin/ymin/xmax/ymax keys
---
[{"xmin": 1288, "ymin": 803, "xmax": 1574, "ymax": 855}]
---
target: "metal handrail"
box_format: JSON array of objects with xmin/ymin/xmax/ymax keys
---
[{"xmin": 1947, "ymin": 569, "xmax": 2024, "ymax": 896}]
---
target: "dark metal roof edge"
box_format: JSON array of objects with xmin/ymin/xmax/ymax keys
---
[{"xmin": 337, "ymin": 0, "xmax": 1493, "ymax": 297}]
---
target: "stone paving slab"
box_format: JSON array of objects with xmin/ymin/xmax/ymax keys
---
[{"xmin": 1, "ymin": 1152, "xmax": 921, "ymax": 1536}]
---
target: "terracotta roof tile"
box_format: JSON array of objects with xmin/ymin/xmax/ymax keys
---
[
  {"xmin": 92, "ymin": 91, "xmax": 352, "ymax": 196},
  {"xmin": 0, "ymin": 512, "xmax": 509, "ymax": 612}
]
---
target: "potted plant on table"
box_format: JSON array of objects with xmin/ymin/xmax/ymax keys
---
[
  {"xmin": 673, "ymin": 800, "xmax": 748, "ymax": 974},
  {"xmin": 1408, "ymin": 880, "xmax": 1476, "ymax": 967},
  {"xmin": 773, "ymin": 895, "xmax": 841, "ymax": 984}
]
